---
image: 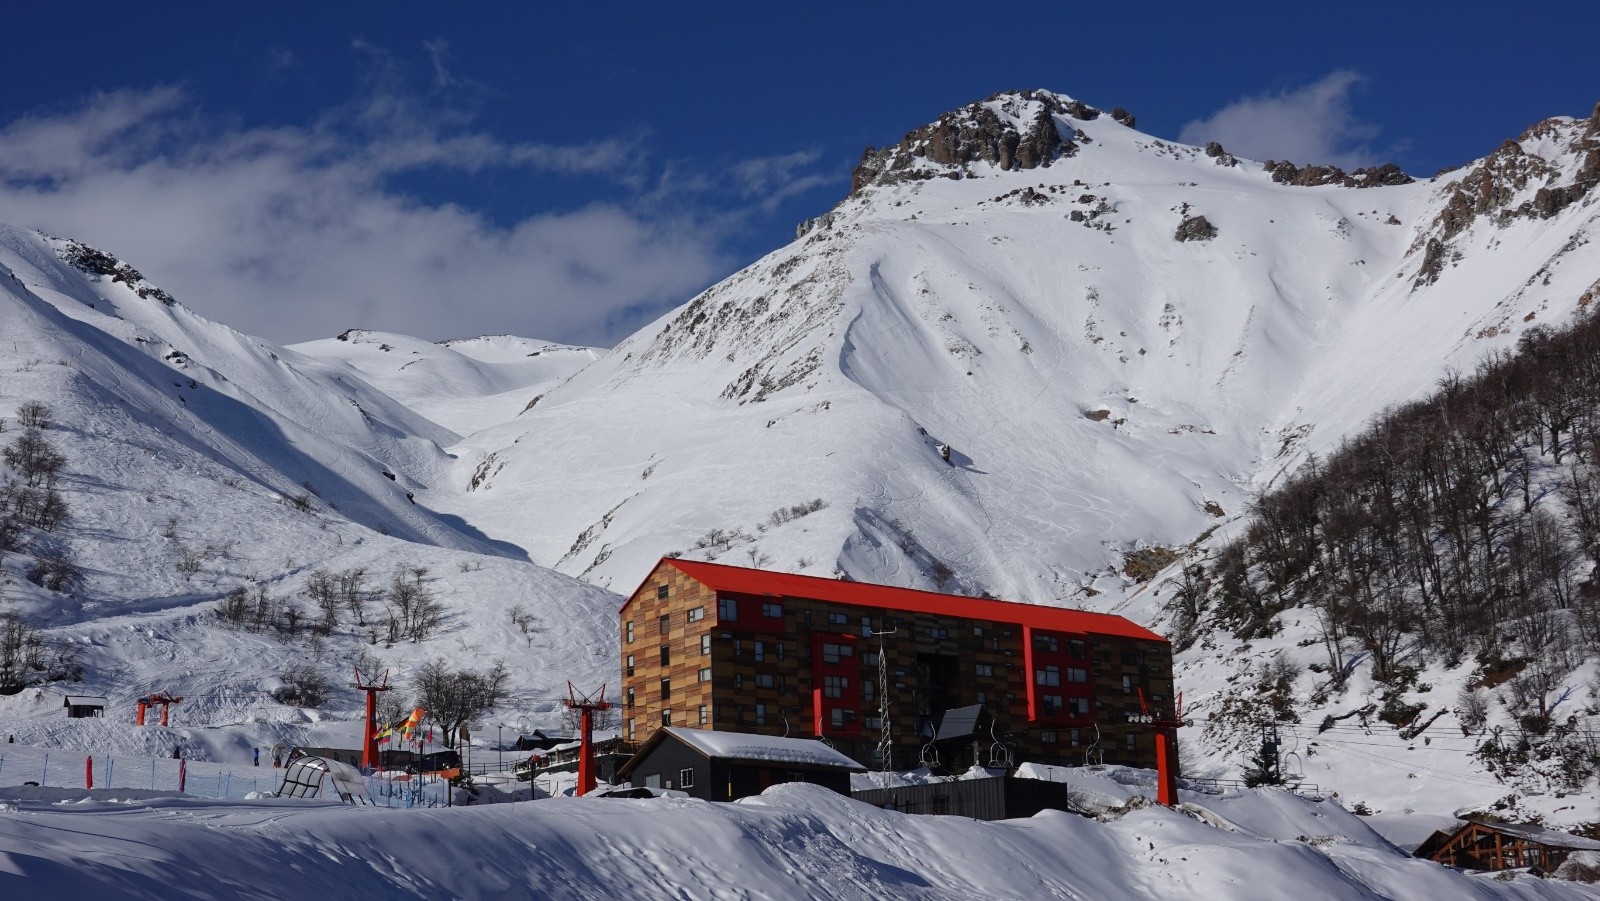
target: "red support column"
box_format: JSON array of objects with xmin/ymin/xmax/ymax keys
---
[
  {"xmin": 135, "ymin": 700, "xmax": 147, "ymax": 726},
  {"xmin": 564, "ymin": 682, "xmax": 612, "ymax": 797},
  {"xmin": 1155, "ymin": 729, "xmax": 1179, "ymax": 807},
  {"xmin": 354, "ymin": 668, "xmax": 392, "ymax": 772},
  {"xmin": 85, "ymin": 756, "xmax": 94, "ymax": 790}
]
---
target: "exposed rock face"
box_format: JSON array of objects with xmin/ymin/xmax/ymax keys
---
[
  {"xmin": 1204, "ymin": 141, "xmax": 1238, "ymax": 167},
  {"xmin": 1175, "ymin": 215, "xmax": 1218, "ymax": 242},
  {"xmin": 1262, "ymin": 160, "xmax": 1414, "ymax": 189},
  {"xmin": 850, "ymin": 90, "xmax": 1085, "ymax": 196},
  {"xmin": 1111, "ymin": 107, "xmax": 1136, "ymax": 128},
  {"xmin": 1412, "ymin": 103, "xmax": 1600, "ymax": 287}
]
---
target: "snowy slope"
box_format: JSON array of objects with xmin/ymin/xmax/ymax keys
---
[
  {"xmin": 440, "ymin": 92, "xmax": 1600, "ymax": 601},
  {"xmin": 291, "ymin": 330, "xmax": 599, "ymax": 435},
  {"xmin": 2, "ymin": 783, "xmax": 1595, "ymax": 899},
  {"xmin": 0, "ymin": 228, "xmax": 618, "ymax": 756}
]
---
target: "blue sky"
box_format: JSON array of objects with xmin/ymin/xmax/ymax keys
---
[{"xmin": 1, "ymin": 1, "xmax": 1595, "ymax": 346}]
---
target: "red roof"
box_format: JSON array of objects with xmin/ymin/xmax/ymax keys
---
[{"xmin": 637, "ymin": 558, "xmax": 1165, "ymax": 643}]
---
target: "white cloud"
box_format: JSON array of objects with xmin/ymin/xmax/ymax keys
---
[
  {"xmin": 1178, "ymin": 71, "xmax": 1398, "ymax": 170},
  {"xmin": 0, "ymin": 85, "xmax": 746, "ymax": 347}
]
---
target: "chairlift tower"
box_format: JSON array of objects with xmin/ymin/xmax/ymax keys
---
[
  {"xmin": 564, "ymin": 682, "xmax": 612, "ymax": 797},
  {"xmin": 1129, "ymin": 689, "xmax": 1185, "ymax": 806},
  {"xmin": 354, "ymin": 667, "xmax": 392, "ymax": 772}
]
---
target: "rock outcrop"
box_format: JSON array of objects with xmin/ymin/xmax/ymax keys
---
[
  {"xmin": 1175, "ymin": 215, "xmax": 1218, "ymax": 242},
  {"xmin": 1261, "ymin": 160, "xmax": 1414, "ymax": 189},
  {"xmin": 850, "ymin": 90, "xmax": 1096, "ymax": 195}
]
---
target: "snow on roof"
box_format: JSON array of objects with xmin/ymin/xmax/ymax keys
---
[
  {"xmin": 662, "ymin": 728, "xmax": 865, "ymax": 770},
  {"xmin": 643, "ymin": 559, "xmax": 1165, "ymax": 642},
  {"xmin": 62, "ymin": 696, "xmax": 107, "ymax": 706},
  {"xmin": 1478, "ymin": 821, "xmax": 1600, "ymax": 851}
]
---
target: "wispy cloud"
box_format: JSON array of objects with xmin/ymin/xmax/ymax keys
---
[
  {"xmin": 1178, "ymin": 71, "xmax": 1401, "ymax": 169},
  {"xmin": 0, "ymin": 49, "xmax": 839, "ymax": 347}
]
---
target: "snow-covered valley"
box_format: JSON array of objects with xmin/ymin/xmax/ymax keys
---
[{"xmin": 3, "ymin": 88, "xmax": 1600, "ymax": 893}]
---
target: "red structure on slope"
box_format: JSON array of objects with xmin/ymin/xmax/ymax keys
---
[{"xmin": 564, "ymin": 682, "xmax": 613, "ymax": 797}]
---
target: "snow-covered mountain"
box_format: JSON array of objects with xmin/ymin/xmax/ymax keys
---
[
  {"xmin": 442, "ymin": 91, "xmax": 1600, "ymax": 602},
  {"xmin": 3, "ymin": 89, "xmax": 1599, "ymax": 835}
]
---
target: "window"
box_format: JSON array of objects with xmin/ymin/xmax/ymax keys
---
[
  {"xmin": 625, "ymin": 654, "xmax": 635, "ymax": 677},
  {"xmin": 1126, "ymin": 733, "xmax": 1137, "ymax": 751},
  {"xmin": 657, "ymin": 583, "xmax": 670, "ymax": 600},
  {"xmin": 973, "ymin": 626, "xmax": 983, "ymax": 637},
  {"xmin": 659, "ymin": 614, "xmax": 670, "ymax": 635},
  {"xmin": 1033, "ymin": 634, "xmax": 1059, "ymax": 653},
  {"xmin": 824, "ymin": 675, "xmax": 849, "ymax": 698},
  {"xmin": 1067, "ymin": 667, "xmax": 1088, "ymax": 684},
  {"xmin": 687, "ymin": 606, "xmax": 704, "ymax": 622},
  {"xmin": 754, "ymin": 641, "xmax": 765, "ymax": 662},
  {"xmin": 660, "ymin": 646, "xmax": 670, "ymax": 666},
  {"xmin": 757, "ymin": 673, "xmax": 775, "ymax": 689},
  {"xmin": 975, "ymin": 663, "xmax": 994, "ymax": 677},
  {"xmin": 734, "ymin": 674, "xmax": 743, "ymax": 689},
  {"xmin": 866, "ymin": 716, "xmax": 883, "ymax": 730},
  {"xmin": 701, "ymin": 634, "xmax": 711, "ymax": 655},
  {"xmin": 762, "ymin": 602, "xmax": 783, "ymax": 618},
  {"xmin": 1069, "ymin": 729, "xmax": 1081, "ymax": 747},
  {"xmin": 1122, "ymin": 675, "xmax": 1133, "ymax": 695},
  {"xmin": 1068, "ymin": 639, "xmax": 1087, "ymax": 659},
  {"xmin": 660, "ymin": 678, "xmax": 671, "ymax": 700},
  {"xmin": 822, "ymin": 642, "xmax": 853, "ymax": 664},
  {"xmin": 1041, "ymin": 730, "xmax": 1058, "ymax": 744},
  {"xmin": 718, "ymin": 598, "xmax": 738, "ymax": 621},
  {"xmin": 862, "ymin": 651, "xmax": 879, "ymax": 667},
  {"xmin": 698, "ymin": 706, "xmax": 709, "ymax": 726},
  {"xmin": 680, "ymin": 767, "xmax": 695, "ymax": 788},
  {"xmin": 1036, "ymin": 665, "xmax": 1061, "ymax": 687},
  {"xmin": 625, "ymin": 621, "xmax": 635, "ymax": 643},
  {"xmin": 828, "ymin": 612, "xmax": 847, "ymax": 625},
  {"xmin": 626, "ymin": 687, "xmax": 635, "ymax": 709},
  {"xmin": 925, "ymin": 626, "xmax": 948, "ymax": 640},
  {"xmin": 661, "ymin": 710, "xmax": 671, "ymax": 727},
  {"xmin": 698, "ymin": 667, "xmax": 712, "ymax": 683},
  {"xmin": 830, "ymin": 708, "xmax": 855, "ymax": 728},
  {"xmin": 861, "ymin": 680, "xmax": 876, "ymax": 702},
  {"xmin": 734, "ymin": 639, "xmax": 742, "ymax": 656},
  {"xmin": 777, "ymin": 642, "xmax": 786, "ymax": 660},
  {"xmin": 627, "ymin": 718, "xmax": 636, "ymax": 741},
  {"xmin": 1042, "ymin": 694, "xmax": 1064, "ymax": 713},
  {"xmin": 645, "ymin": 773, "xmax": 660, "ymax": 789},
  {"xmin": 1068, "ymin": 697, "xmax": 1091, "ymax": 717},
  {"xmin": 976, "ymin": 691, "xmax": 987, "ymax": 705},
  {"xmin": 755, "ymin": 704, "xmax": 767, "ymax": 726}
]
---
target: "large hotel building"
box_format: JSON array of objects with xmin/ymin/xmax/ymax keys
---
[{"xmin": 619, "ymin": 557, "xmax": 1176, "ymax": 771}]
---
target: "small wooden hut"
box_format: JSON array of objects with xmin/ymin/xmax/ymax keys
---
[{"xmin": 1415, "ymin": 819, "xmax": 1600, "ymax": 873}]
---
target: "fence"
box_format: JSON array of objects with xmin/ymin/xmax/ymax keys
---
[{"xmin": 0, "ymin": 747, "xmax": 279, "ymax": 800}]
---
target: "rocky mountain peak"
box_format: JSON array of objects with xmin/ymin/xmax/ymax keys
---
[{"xmin": 849, "ymin": 90, "xmax": 1115, "ymax": 196}]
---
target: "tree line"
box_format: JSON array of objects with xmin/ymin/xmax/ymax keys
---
[{"xmin": 1187, "ymin": 310, "xmax": 1600, "ymax": 782}]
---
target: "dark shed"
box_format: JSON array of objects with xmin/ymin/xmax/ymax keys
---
[
  {"xmin": 617, "ymin": 727, "xmax": 865, "ymax": 802},
  {"xmin": 62, "ymin": 696, "xmax": 107, "ymax": 719}
]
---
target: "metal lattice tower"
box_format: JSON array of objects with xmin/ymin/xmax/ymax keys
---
[{"xmin": 871, "ymin": 626, "xmax": 896, "ymax": 779}]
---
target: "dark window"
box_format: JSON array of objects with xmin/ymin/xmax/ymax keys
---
[
  {"xmin": 829, "ymin": 612, "xmax": 847, "ymax": 625},
  {"xmin": 1033, "ymin": 634, "xmax": 1059, "ymax": 653},
  {"xmin": 762, "ymin": 603, "xmax": 783, "ymax": 618},
  {"xmin": 1069, "ymin": 729, "xmax": 1081, "ymax": 747},
  {"xmin": 625, "ymin": 654, "xmax": 635, "ymax": 677},
  {"xmin": 657, "ymin": 584, "xmax": 670, "ymax": 600},
  {"xmin": 659, "ymin": 614, "xmax": 670, "ymax": 635},
  {"xmin": 626, "ymin": 687, "xmax": 635, "ymax": 709},
  {"xmin": 661, "ymin": 710, "xmax": 671, "ymax": 726},
  {"xmin": 1036, "ymin": 665, "xmax": 1061, "ymax": 686},
  {"xmin": 687, "ymin": 606, "xmax": 704, "ymax": 622},
  {"xmin": 1042, "ymin": 694, "xmax": 1064, "ymax": 713},
  {"xmin": 755, "ymin": 704, "xmax": 767, "ymax": 725},
  {"xmin": 660, "ymin": 646, "xmax": 670, "ymax": 666},
  {"xmin": 625, "ymin": 621, "xmax": 635, "ymax": 643},
  {"xmin": 718, "ymin": 598, "xmax": 738, "ymax": 621},
  {"xmin": 680, "ymin": 767, "xmax": 695, "ymax": 787},
  {"xmin": 757, "ymin": 673, "xmax": 775, "ymax": 688},
  {"xmin": 1068, "ymin": 639, "xmax": 1087, "ymax": 659},
  {"xmin": 1067, "ymin": 667, "xmax": 1088, "ymax": 683},
  {"xmin": 1041, "ymin": 730, "xmax": 1058, "ymax": 743},
  {"xmin": 824, "ymin": 675, "xmax": 849, "ymax": 698},
  {"xmin": 1122, "ymin": 675, "xmax": 1133, "ymax": 695},
  {"xmin": 754, "ymin": 641, "xmax": 765, "ymax": 662},
  {"xmin": 660, "ymin": 678, "xmax": 671, "ymax": 700}
]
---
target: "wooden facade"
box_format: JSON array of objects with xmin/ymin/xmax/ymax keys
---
[
  {"xmin": 619, "ymin": 558, "xmax": 1175, "ymax": 771},
  {"xmin": 1416, "ymin": 820, "xmax": 1600, "ymax": 873}
]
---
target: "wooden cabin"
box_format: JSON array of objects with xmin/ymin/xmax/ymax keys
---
[
  {"xmin": 616, "ymin": 727, "xmax": 864, "ymax": 802},
  {"xmin": 1415, "ymin": 819, "xmax": 1600, "ymax": 873},
  {"xmin": 62, "ymin": 695, "xmax": 107, "ymax": 718}
]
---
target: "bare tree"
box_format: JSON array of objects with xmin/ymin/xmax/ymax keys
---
[{"xmin": 413, "ymin": 658, "xmax": 509, "ymax": 748}]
